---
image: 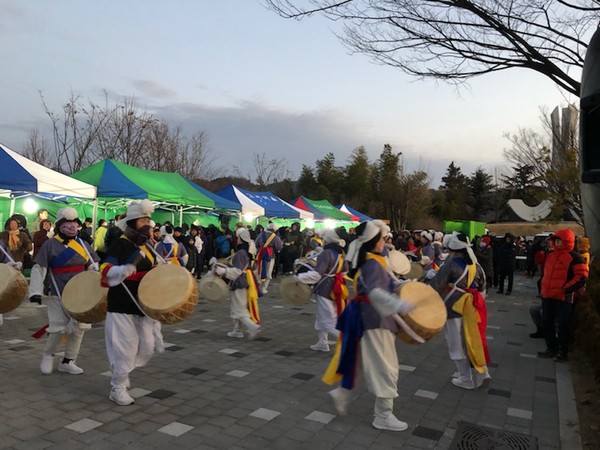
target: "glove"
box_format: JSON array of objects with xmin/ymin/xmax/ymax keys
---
[
  {"xmin": 425, "ymin": 269, "xmax": 437, "ymax": 280},
  {"xmin": 214, "ymin": 265, "xmax": 226, "ymax": 277},
  {"xmin": 87, "ymin": 262, "xmax": 99, "ymax": 272},
  {"xmin": 29, "ymin": 295, "xmax": 42, "ymax": 305},
  {"xmin": 105, "ymin": 264, "xmax": 137, "ymax": 287},
  {"xmin": 7, "ymin": 261, "xmax": 23, "ymax": 271},
  {"xmin": 209, "ymin": 256, "xmax": 217, "ymax": 268}
]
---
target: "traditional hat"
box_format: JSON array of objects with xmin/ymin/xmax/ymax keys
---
[
  {"xmin": 322, "ymin": 229, "xmax": 341, "ymax": 245},
  {"xmin": 266, "ymin": 222, "xmax": 278, "ymax": 232},
  {"xmin": 55, "ymin": 207, "xmax": 81, "ymax": 227},
  {"xmin": 434, "ymin": 231, "xmax": 444, "ymax": 242},
  {"xmin": 117, "ymin": 199, "xmax": 154, "ymax": 231},
  {"xmin": 447, "ymin": 232, "xmax": 477, "ymax": 264},
  {"xmin": 420, "ymin": 230, "xmax": 433, "ymax": 242},
  {"xmin": 236, "ymin": 227, "xmax": 257, "ymax": 255}
]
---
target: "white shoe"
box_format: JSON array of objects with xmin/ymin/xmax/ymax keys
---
[
  {"xmin": 40, "ymin": 353, "xmax": 54, "ymax": 375},
  {"xmin": 452, "ymin": 376, "xmax": 475, "ymax": 390},
  {"xmin": 473, "ymin": 369, "xmax": 492, "ymax": 388},
  {"xmin": 310, "ymin": 342, "xmax": 330, "ymax": 352},
  {"xmin": 329, "ymin": 388, "xmax": 349, "ymax": 415},
  {"xmin": 372, "ymin": 414, "xmax": 409, "ymax": 432},
  {"xmin": 58, "ymin": 360, "xmax": 84, "ymax": 375},
  {"xmin": 247, "ymin": 326, "xmax": 261, "ymax": 340},
  {"xmin": 227, "ymin": 331, "xmax": 244, "ymax": 339},
  {"xmin": 109, "ymin": 388, "xmax": 135, "ymax": 406},
  {"xmin": 125, "ymin": 377, "xmax": 131, "ymax": 389}
]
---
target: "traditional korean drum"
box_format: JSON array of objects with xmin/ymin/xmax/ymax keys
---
[
  {"xmin": 198, "ymin": 272, "xmax": 230, "ymax": 302},
  {"xmin": 279, "ymin": 276, "xmax": 311, "ymax": 306},
  {"xmin": 404, "ymin": 262, "xmax": 425, "ymax": 281},
  {"xmin": 388, "ymin": 250, "xmax": 411, "ymax": 276},
  {"xmin": 0, "ymin": 264, "xmax": 28, "ymax": 314},
  {"xmin": 62, "ymin": 271, "xmax": 108, "ymax": 323},
  {"xmin": 394, "ymin": 281, "xmax": 447, "ymax": 344},
  {"xmin": 138, "ymin": 264, "xmax": 198, "ymax": 324},
  {"xmin": 293, "ymin": 257, "xmax": 317, "ymax": 274}
]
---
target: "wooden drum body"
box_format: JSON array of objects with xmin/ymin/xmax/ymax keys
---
[
  {"xmin": 198, "ymin": 273, "xmax": 230, "ymax": 302},
  {"xmin": 279, "ymin": 276, "xmax": 311, "ymax": 306},
  {"xmin": 138, "ymin": 265, "xmax": 198, "ymax": 324},
  {"xmin": 395, "ymin": 281, "xmax": 447, "ymax": 344},
  {"xmin": 0, "ymin": 264, "xmax": 28, "ymax": 314},
  {"xmin": 62, "ymin": 271, "xmax": 108, "ymax": 323}
]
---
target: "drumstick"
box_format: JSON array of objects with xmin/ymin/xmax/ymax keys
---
[{"xmin": 393, "ymin": 314, "xmax": 426, "ymax": 344}]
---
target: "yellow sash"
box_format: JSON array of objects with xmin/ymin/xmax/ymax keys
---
[
  {"xmin": 451, "ymin": 263, "xmax": 486, "ymax": 374},
  {"xmin": 246, "ymin": 269, "xmax": 260, "ymax": 323},
  {"xmin": 54, "ymin": 236, "xmax": 89, "ymax": 262}
]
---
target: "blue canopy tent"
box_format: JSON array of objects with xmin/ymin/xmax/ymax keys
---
[
  {"xmin": 183, "ymin": 178, "xmax": 241, "ymax": 211},
  {"xmin": 236, "ymin": 187, "xmax": 313, "ymax": 219},
  {"xmin": 338, "ymin": 204, "xmax": 372, "ymax": 222}
]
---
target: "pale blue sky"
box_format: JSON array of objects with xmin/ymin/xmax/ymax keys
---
[{"xmin": 0, "ymin": 0, "xmax": 574, "ymax": 186}]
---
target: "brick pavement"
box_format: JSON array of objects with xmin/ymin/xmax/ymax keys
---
[{"xmin": 0, "ymin": 273, "xmax": 581, "ymax": 449}]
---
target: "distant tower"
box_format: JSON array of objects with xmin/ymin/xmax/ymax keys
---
[{"xmin": 550, "ymin": 105, "xmax": 578, "ymax": 167}]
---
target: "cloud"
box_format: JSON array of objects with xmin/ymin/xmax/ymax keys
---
[
  {"xmin": 152, "ymin": 99, "xmax": 375, "ymax": 176},
  {"xmin": 130, "ymin": 79, "xmax": 178, "ymax": 100}
]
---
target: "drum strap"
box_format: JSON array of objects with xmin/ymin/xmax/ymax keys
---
[
  {"xmin": 0, "ymin": 243, "xmax": 15, "ymax": 263},
  {"xmin": 51, "ymin": 265, "xmax": 85, "ymax": 274}
]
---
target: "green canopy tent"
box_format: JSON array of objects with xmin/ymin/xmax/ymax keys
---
[{"xmin": 71, "ymin": 160, "xmax": 219, "ymax": 226}]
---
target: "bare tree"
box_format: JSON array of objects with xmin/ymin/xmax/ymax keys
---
[
  {"xmin": 266, "ymin": 0, "xmax": 600, "ymax": 96},
  {"xmin": 234, "ymin": 153, "xmax": 292, "ymax": 189},
  {"xmin": 40, "ymin": 91, "xmax": 112, "ymax": 173},
  {"xmin": 21, "ymin": 128, "xmax": 52, "ymax": 168}
]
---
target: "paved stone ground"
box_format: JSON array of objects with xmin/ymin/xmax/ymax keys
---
[{"xmin": 0, "ymin": 273, "xmax": 581, "ymax": 449}]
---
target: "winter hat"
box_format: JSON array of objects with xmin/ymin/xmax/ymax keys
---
[
  {"xmin": 481, "ymin": 236, "xmax": 492, "ymax": 246},
  {"xmin": 55, "ymin": 207, "xmax": 81, "ymax": 227},
  {"xmin": 552, "ymin": 228, "xmax": 575, "ymax": 251},
  {"xmin": 118, "ymin": 199, "xmax": 154, "ymax": 231}
]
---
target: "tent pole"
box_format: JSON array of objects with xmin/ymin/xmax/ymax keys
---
[
  {"xmin": 179, "ymin": 206, "xmax": 183, "ymax": 226},
  {"xmin": 92, "ymin": 198, "xmax": 99, "ymax": 235},
  {"xmin": 9, "ymin": 196, "xmax": 15, "ymax": 216}
]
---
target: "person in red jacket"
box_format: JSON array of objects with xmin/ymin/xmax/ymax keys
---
[{"xmin": 537, "ymin": 229, "xmax": 588, "ymax": 362}]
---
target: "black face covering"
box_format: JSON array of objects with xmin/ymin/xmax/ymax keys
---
[{"xmin": 125, "ymin": 224, "xmax": 152, "ymax": 246}]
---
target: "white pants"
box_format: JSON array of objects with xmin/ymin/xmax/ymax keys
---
[
  {"xmin": 360, "ymin": 328, "xmax": 399, "ymax": 399},
  {"xmin": 105, "ymin": 312, "xmax": 164, "ymax": 390},
  {"xmin": 259, "ymin": 259, "xmax": 275, "ymax": 291},
  {"xmin": 44, "ymin": 296, "xmax": 90, "ymax": 360},
  {"xmin": 444, "ymin": 318, "xmax": 467, "ymax": 360},
  {"xmin": 314, "ymin": 294, "xmax": 338, "ymax": 334}
]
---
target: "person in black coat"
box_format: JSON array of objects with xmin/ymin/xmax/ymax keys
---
[{"xmin": 496, "ymin": 233, "xmax": 516, "ymax": 295}]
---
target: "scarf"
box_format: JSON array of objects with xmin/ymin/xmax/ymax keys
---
[{"xmin": 7, "ymin": 229, "xmax": 20, "ymax": 251}]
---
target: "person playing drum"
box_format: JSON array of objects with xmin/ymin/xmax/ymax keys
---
[
  {"xmin": 215, "ymin": 227, "xmax": 261, "ymax": 339},
  {"xmin": 325, "ymin": 220, "xmax": 414, "ymax": 432},
  {"xmin": 100, "ymin": 200, "xmax": 164, "ymax": 406},
  {"xmin": 428, "ymin": 232, "xmax": 491, "ymax": 390},
  {"xmin": 296, "ymin": 228, "xmax": 349, "ymax": 352},
  {"xmin": 0, "ymin": 238, "xmax": 24, "ymax": 326},
  {"xmin": 28, "ymin": 208, "xmax": 100, "ymax": 376}
]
